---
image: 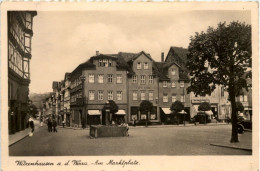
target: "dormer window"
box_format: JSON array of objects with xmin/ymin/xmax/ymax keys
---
[
  {"xmin": 137, "ymin": 62, "xmax": 142, "ymax": 69},
  {"xmin": 99, "ymin": 59, "xmax": 102, "ymax": 66},
  {"xmin": 144, "ymin": 62, "xmax": 148, "ymax": 69},
  {"xmin": 171, "ymin": 69, "xmax": 176, "ymax": 75},
  {"xmin": 108, "ymin": 59, "xmax": 112, "ymax": 67},
  {"xmin": 104, "ymin": 59, "xmax": 108, "ymax": 67}
]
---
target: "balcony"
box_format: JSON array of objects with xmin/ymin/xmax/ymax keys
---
[{"xmin": 70, "ymin": 84, "xmax": 83, "ymax": 94}]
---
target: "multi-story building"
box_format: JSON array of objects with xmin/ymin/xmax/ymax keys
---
[
  {"xmin": 63, "ymin": 73, "xmax": 71, "ymax": 126},
  {"xmin": 155, "ymin": 53, "xmax": 190, "ymax": 124},
  {"xmin": 8, "ymin": 11, "xmax": 37, "ymax": 134},
  {"xmin": 69, "ymin": 52, "xmax": 129, "ymax": 127},
  {"xmin": 118, "ymin": 51, "xmax": 160, "ymax": 124}
]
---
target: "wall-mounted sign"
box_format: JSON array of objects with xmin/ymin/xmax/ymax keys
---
[{"xmin": 191, "ymin": 99, "xmax": 210, "ymax": 103}]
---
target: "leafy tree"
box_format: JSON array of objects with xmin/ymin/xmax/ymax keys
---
[
  {"xmin": 29, "ymin": 104, "xmax": 38, "ymax": 118},
  {"xmin": 108, "ymin": 100, "xmax": 119, "ymax": 114},
  {"xmin": 139, "ymin": 100, "xmax": 154, "ymax": 113},
  {"xmin": 198, "ymin": 102, "xmax": 211, "ymax": 111},
  {"xmin": 170, "ymin": 101, "xmax": 184, "ymax": 113},
  {"xmin": 236, "ymin": 102, "xmax": 244, "ymax": 112},
  {"xmin": 186, "ymin": 21, "xmax": 251, "ymax": 143}
]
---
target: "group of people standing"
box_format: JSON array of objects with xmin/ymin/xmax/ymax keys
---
[{"xmin": 47, "ymin": 118, "xmax": 58, "ymax": 132}]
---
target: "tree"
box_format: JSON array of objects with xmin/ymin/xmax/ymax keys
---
[
  {"xmin": 139, "ymin": 100, "xmax": 153, "ymax": 127},
  {"xmin": 198, "ymin": 102, "xmax": 211, "ymax": 111},
  {"xmin": 236, "ymin": 102, "xmax": 244, "ymax": 112},
  {"xmin": 170, "ymin": 101, "xmax": 184, "ymax": 113},
  {"xmin": 186, "ymin": 21, "xmax": 251, "ymax": 143},
  {"xmin": 108, "ymin": 100, "xmax": 119, "ymax": 114},
  {"xmin": 29, "ymin": 104, "xmax": 38, "ymax": 118},
  {"xmin": 170, "ymin": 100, "xmax": 184, "ymax": 124}
]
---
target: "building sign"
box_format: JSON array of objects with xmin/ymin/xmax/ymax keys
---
[
  {"xmin": 137, "ymin": 86, "xmax": 151, "ymax": 90},
  {"xmin": 191, "ymin": 99, "xmax": 210, "ymax": 103}
]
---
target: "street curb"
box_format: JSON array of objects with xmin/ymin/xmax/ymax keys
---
[
  {"xmin": 209, "ymin": 143, "xmax": 252, "ymax": 152},
  {"xmin": 9, "ymin": 126, "xmax": 44, "ymax": 147}
]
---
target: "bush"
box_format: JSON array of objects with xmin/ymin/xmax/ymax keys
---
[{"xmin": 170, "ymin": 101, "xmax": 184, "ymax": 113}]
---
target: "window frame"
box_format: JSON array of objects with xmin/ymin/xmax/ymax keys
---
[
  {"xmin": 117, "ymin": 91, "xmax": 122, "ymax": 101},
  {"xmin": 141, "ymin": 91, "xmax": 146, "ymax": 100},
  {"xmin": 98, "ymin": 91, "xmax": 104, "ymax": 100},
  {"xmin": 144, "ymin": 62, "xmax": 148, "ymax": 69},
  {"xmin": 133, "ymin": 91, "xmax": 138, "ymax": 101},
  {"xmin": 163, "ymin": 81, "xmax": 168, "ymax": 87},
  {"xmin": 163, "ymin": 94, "xmax": 168, "ymax": 103},
  {"xmin": 116, "ymin": 74, "xmax": 123, "ymax": 84},
  {"xmin": 140, "ymin": 75, "xmax": 146, "ymax": 84},
  {"xmin": 148, "ymin": 75, "xmax": 153, "ymax": 84},
  {"xmin": 88, "ymin": 74, "xmax": 95, "ymax": 83},
  {"xmin": 137, "ymin": 62, "xmax": 142, "ymax": 70},
  {"xmin": 108, "ymin": 74, "xmax": 113, "ymax": 83},
  {"xmin": 132, "ymin": 75, "xmax": 137, "ymax": 83},
  {"xmin": 108, "ymin": 91, "xmax": 113, "ymax": 100},
  {"xmin": 97, "ymin": 74, "xmax": 104, "ymax": 83}
]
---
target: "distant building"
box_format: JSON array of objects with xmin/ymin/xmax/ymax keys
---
[{"xmin": 8, "ymin": 11, "xmax": 37, "ymax": 134}]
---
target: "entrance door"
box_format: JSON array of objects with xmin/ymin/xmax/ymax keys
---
[{"xmin": 102, "ymin": 110, "xmax": 106, "ymax": 125}]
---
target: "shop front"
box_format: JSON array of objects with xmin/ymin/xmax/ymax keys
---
[{"xmin": 87, "ymin": 110, "xmax": 101, "ymax": 125}]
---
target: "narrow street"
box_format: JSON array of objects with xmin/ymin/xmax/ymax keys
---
[{"xmin": 9, "ymin": 125, "xmax": 251, "ymax": 156}]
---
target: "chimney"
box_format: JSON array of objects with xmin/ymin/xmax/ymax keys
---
[
  {"xmin": 96, "ymin": 51, "xmax": 99, "ymax": 56},
  {"xmin": 161, "ymin": 52, "xmax": 164, "ymax": 62}
]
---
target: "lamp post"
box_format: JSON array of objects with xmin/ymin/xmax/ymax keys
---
[{"xmin": 80, "ymin": 75, "xmax": 86, "ymax": 128}]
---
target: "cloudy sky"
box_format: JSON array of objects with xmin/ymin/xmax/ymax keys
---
[{"xmin": 30, "ymin": 10, "xmax": 250, "ymax": 94}]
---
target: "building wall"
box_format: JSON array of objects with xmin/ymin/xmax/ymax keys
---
[
  {"xmin": 128, "ymin": 53, "xmax": 159, "ymax": 123},
  {"xmin": 8, "ymin": 11, "xmax": 36, "ymax": 134},
  {"xmin": 83, "ymin": 58, "xmax": 128, "ymax": 123}
]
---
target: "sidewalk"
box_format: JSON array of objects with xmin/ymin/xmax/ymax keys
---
[
  {"xmin": 9, "ymin": 119, "xmax": 43, "ymax": 146},
  {"xmin": 210, "ymin": 132, "xmax": 252, "ymax": 151}
]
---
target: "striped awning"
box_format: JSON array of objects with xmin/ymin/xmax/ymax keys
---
[
  {"xmin": 115, "ymin": 110, "xmax": 126, "ymax": 115},
  {"xmin": 88, "ymin": 110, "xmax": 101, "ymax": 115}
]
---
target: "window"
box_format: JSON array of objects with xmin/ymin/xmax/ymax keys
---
[
  {"xmin": 116, "ymin": 75, "xmax": 122, "ymax": 83},
  {"xmin": 108, "ymin": 59, "xmax": 112, "ymax": 67},
  {"xmin": 98, "ymin": 74, "xmax": 104, "ymax": 83},
  {"xmin": 149, "ymin": 91, "xmax": 154, "ymax": 101},
  {"xmin": 108, "ymin": 74, "xmax": 113, "ymax": 83},
  {"xmin": 141, "ymin": 91, "xmax": 146, "ymax": 100},
  {"xmin": 144, "ymin": 62, "xmax": 148, "ymax": 69},
  {"xmin": 117, "ymin": 91, "xmax": 122, "ymax": 101},
  {"xmin": 244, "ymin": 95, "xmax": 248, "ymax": 102},
  {"xmin": 141, "ymin": 75, "xmax": 145, "ymax": 84},
  {"xmin": 89, "ymin": 74, "xmax": 94, "ymax": 83},
  {"xmin": 171, "ymin": 81, "xmax": 176, "ymax": 88},
  {"xmin": 137, "ymin": 62, "xmax": 141, "ymax": 69},
  {"xmin": 108, "ymin": 91, "xmax": 113, "ymax": 100},
  {"xmin": 103, "ymin": 59, "xmax": 108, "ymax": 67},
  {"xmin": 240, "ymin": 95, "xmax": 248, "ymax": 102},
  {"xmin": 163, "ymin": 94, "xmax": 168, "ymax": 102},
  {"xmin": 98, "ymin": 91, "xmax": 103, "ymax": 100},
  {"xmin": 172, "ymin": 95, "xmax": 176, "ymax": 102},
  {"xmin": 132, "ymin": 76, "xmax": 137, "ymax": 83},
  {"xmin": 89, "ymin": 91, "xmax": 95, "ymax": 100},
  {"xmin": 133, "ymin": 91, "xmax": 137, "ymax": 101},
  {"xmin": 163, "ymin": 81, "xmax": 168, "ymax": 87},
  {"xmin": 180, "ymin": 81, "xmax": 184, "ymax": 88},
  {"xmin": 181, "ymin": 95, "xmax": 185, "ymax": 102},
  {"xmin": 171, "ymin": 69, "xmax": 176, "ymax": 75},
  {"xmin": 148, "ymin": 75, "xmax": 153, "ymax": 84},
  {"xmin": 98, "ymin": 59, "xmax": 102, "ymax": 66}
]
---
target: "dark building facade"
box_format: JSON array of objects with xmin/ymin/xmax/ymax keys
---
[{"xmin": 8, "ymin": 11, "xmax": 37, "ymax": 134}]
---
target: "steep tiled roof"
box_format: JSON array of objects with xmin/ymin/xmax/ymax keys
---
[
  {"xmin": 117, "ymin": 52, "xmax": 138, "ymax": 62},
  {"xmin": 153, "ymin": 62, "xmax": 170, "ymax": 81},
  {"xmin": 165, "ymin": 46, "xmax": 188, "ymax": 69}
]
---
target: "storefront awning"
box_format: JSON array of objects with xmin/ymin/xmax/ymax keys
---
[
  {"xmin": 88, "ymin": 110, "xmax": 101, "ymax": 115},
  {"xmin": 161, "ymin": 108, "xmax": 172, "ymax": 115},
  {"xmin": 178, "ymin": 110, "xmax": 187, "ymax": 114},
  {"xmin": 205, "ymin": 110, "xmax": 213, "ymax": 115},
  {"xmin": 115, "ymin": 110, "xmax": 126, "ymax": 115}
]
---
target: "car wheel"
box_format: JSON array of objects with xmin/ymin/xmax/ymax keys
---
[{"xmin": 237, "ymin": 124, "xmax": 244, "ymax": 134}]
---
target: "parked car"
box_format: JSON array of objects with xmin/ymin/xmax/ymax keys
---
[
  {"xmin": 194, "ymin": 112, "xmax": 211, "ymax": 124},
  {"xmin": 237, "ymin": 120, "xmax": 252, "ymax": 134}
]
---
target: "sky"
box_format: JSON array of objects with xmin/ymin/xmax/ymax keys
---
[{"xmin": 30, "ymin": 10, "xmax": 251, "ymax": 94}]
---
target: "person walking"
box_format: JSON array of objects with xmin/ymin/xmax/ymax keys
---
[
  {"xmin": 47, "ymin": 118, "xmax": 52, "ymax": 132},
  {"xmin": 52, "ymin": 119, "xmax": 58, "ymax": 132},
  {"xmin": 62, "ymin": 120, "xmax": 65, "ymax": 128},
  {"xmin": 28, "ymin": 117, "xmax": 35, "ymax": 137}
]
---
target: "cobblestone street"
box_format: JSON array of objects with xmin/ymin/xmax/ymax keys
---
[{"xmin": 9, "ymin": 124, "xmax": 252, "ymax": 156}]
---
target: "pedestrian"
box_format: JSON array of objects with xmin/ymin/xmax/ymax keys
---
[
  {"xmin": 40, "ymin": 118, "xmax": 43, "ymax": 127},
  {"xmin": 47, "ymin": 118, "xmax": 52, "ymax": 132},
  {"xmin": 126, "ymin": 123, "xmax": 129, "ymax": 136},
  {"xmin": 62, "ymin": 120, "xmax": 65, "ymax": 128},
  {"xmin": 132, "ymin": 118, "xmax": 136, "ymax": 127},
  {"xmin": 28, "ymin": 117, "xmax": 35, "ymax": 137},
  {"xmin": 52, "ymin": 119, "xmax": 58, "ymax": 132}
]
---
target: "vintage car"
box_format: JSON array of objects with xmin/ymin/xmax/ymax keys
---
[{"xmin": 237, "ymin": 120, "xmax": 252, "ymax": 134}]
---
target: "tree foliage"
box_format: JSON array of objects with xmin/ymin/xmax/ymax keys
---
[
  {"xmin": 108, "ymin": 100, "xmax": 119, "ymax": 114},
  {"xmin": 170, "ymin": 101, "xmax": 184, "ymax": 113},
  {"xmin": 236, "ymin": 102, "xmax": 244, "ymax": 112},
  {"xmin": 139, "ymin": 100, "xmax": 153, "ymax": 113},
  {"xmin": 186, "ymin": 21, "xmax": 251, "ymax": 143},
  {"xmin": 198, "ymin": 102, "xmax": 211, "ymax": 111}
]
